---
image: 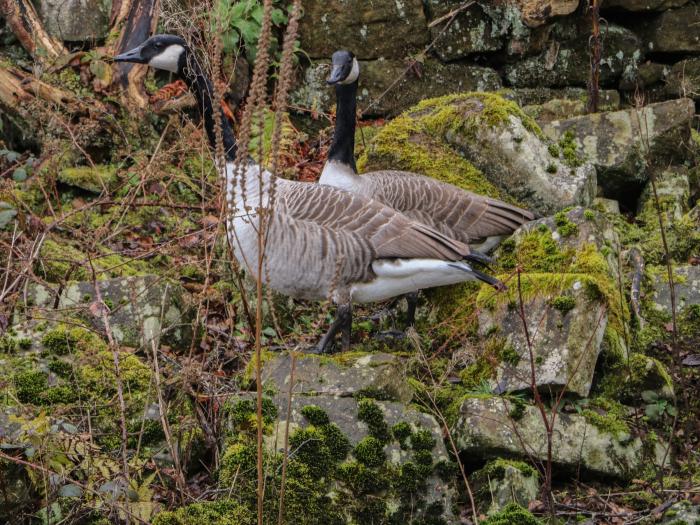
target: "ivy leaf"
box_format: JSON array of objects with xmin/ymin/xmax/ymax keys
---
[
  {"xmin": 641, "ymin": 390, "xmax": 658, "ymax": 403},
  {"xmin": 12, "ymin": 167, "xmax": 27, "ymax": 182},
  {"xmin": 271, "ymin": 7, "xmax": 287, "ymax": 25}
]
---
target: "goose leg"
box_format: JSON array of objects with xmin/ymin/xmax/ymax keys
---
[
  {"xmin": 405, "ymin": 292, "xmax": 419, "ymax": 328},
  {"xmin": 313, "ymin": 303, "xmax": 352, "ymax": 354}
]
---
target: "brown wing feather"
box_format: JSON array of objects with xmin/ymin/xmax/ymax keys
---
[
  {"xmin": 362, "ymin": 170, "xmax": 534, "ymax": 243},
  {"xmin": 280, "ymin": 182, "xmax": 471, "ymax": 261}
]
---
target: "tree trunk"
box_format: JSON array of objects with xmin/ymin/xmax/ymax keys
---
[
  {"xmin": 0, "ymin": 0, "xmax": 66, "ymax": 66},
  {"xmin": 110, "ymin": 0, "xmax": 161, "ymax": 108}
]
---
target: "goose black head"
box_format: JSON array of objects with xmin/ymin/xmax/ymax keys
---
[
  {"xmin": 327, "ymin": 50, "xmax": 359, "ymax": 86},
  {"xmin": 114, "ymin": 34, "xmax": 188, "ymax": 75}
]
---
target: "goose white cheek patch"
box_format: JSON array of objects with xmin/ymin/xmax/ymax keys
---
[
  {"xmin": 340, "ymin": 58, "xmax": 360, "ymax": 85},
  {"xmin": 149, "ymin": 44, "xmax": 185, "ymax": 73}
]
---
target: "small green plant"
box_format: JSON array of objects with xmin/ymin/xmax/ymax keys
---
[
  {"xmin": 211, "ymin": 0, "xmax": 294, "ymax": 62},
  {"xmin": 641, "ymin": 390, "xmax": 677, "ymax": 422}
]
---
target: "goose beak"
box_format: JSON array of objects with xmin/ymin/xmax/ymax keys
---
[
  {"xmin": 327, "ymin": 64, "xmax": 345, "ymax": 85},
  {"xmin": 114, "ymin": 46, "xmax": 146, "ymax": 64}
]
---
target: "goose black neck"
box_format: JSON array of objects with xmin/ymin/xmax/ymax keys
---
[
  {"xmin": 179, "ymin": 51, "xmax": 237, "ymax": 162},
  {"xmin": 328, "ymin": 81, "xmax": 358, "ymax": 172}
]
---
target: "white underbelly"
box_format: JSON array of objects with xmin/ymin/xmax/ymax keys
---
[{"xmin": 350, "ymin": 258, "xmax": 477, "ymax": 303}]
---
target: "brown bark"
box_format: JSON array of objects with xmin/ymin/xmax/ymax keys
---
[
  {"xmin": 0, "ymin": 66, "xmax": 76, "ymax": 112},
  {"xmin": 0, "ymin": 0, "xmax": 66, "ymax": 64},
  {"xmin": 111, "ymin": 0, "xmax": 160, "ymax": 107}
]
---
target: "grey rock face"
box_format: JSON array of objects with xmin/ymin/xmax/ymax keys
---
[
  {"xmin": 505, "ymin": 23, "xmax": 643, "ymax": 88},
  {"xmin": 451, "ymin": 396, "xmax": 666, "ymax": 479},
  {"xmin": 471, "ymin": 460, "xmax": 540, "ymax": 515},
  {"xmin": 298, "ymin": 0, "xmax": 429, "ymax": 59},
  {"xmin": 541, "ymin": 99, "xmax": 695, "ymax": 197},
  {"xmin": 479, "ymin": 279, "xmax": 607, "ymax": 398},
  {"xmin": 659, "ymin": 501, "xmax": 700, "ymax": 524},
  {"xmin": 604, "ymin": 0, "xmax": 688, "ymax": 10},
  {"xmin": 650, "ymin": 265, "xmax": 700, "ymax": 315},
  {"xmin": 292, "ymin": 58, "xmax": 501, "ymax": 117},
  {"xmin": 424, "ymin": 1, "xmax": 507, "ymax": 61},
  {"xmin": 26, "ymin": 276, "xmax": 193, "ymax": 350},
  {"xmin": 665, "ymin": 58, "xmax": 700, "ymax": 99},
  {"xmin": 637, "ymin": 166, "xmax": 691, "ymax": 222},
  {"xmin": 261, "ymin": 352, "xmax": 414, "ymax": 402},
  {"xmin": 636, "ymin": 3, "xmax": 700, "ymax": 53},
  {"xmin": 39, "ymin": 0, "xmax": 111, "ymax": 42}
]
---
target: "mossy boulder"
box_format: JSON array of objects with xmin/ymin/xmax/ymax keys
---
[
  {"xmin": 25, "ymin": 276, "xmax": 193, "ymax": 350},
  {"xmin": 541, "ymin": 98, "xmax": 695, "ymax": 199},
  {"xmin": 504, "ymin": 22, "xmax": 642, "ymax": 88},
  {"xmin": 451, "ymin": 396, "xmax": 665, "ymax": 479},
  {"xmin": 57, "ymin": 165, "xmax": 118, "ymax": 193},
  {"xmin": 360, "ymin": 92, "xmax": 596, "ymax": 215},
  {"xmin": 293, "ymin": 58, "xmax": 501, "ymax": 117},
  {"xmin": 298, "ymin": 0, "xmax": 429, "ymax": 59},
  {"xmin": 221, "ymin": 394, "xmax": 456, "ymax": 523},
  {"xmin": 471, "ymin": 459, "xmax": 540, "ymax": 515},
  {"xmin": 467, "ymin": 208, "xmax": 629, "ymax": 397}
]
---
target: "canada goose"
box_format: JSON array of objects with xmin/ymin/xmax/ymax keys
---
[
  {"xmin": 114, "ymin": 35, "xmax": 503, "ymax": 353},
  {"xmin": 321, "ymin": 50, "xmax": 535, "ymax": 246}
]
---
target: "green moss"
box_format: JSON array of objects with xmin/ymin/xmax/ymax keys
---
[
  {"xmin": 551, "ymin": 295, "xmax": 576, "ymax": 314},
  {"xmin": 546, "ymin": 163, "xmax": 558, "ymax": 174},
  {"xmin": 508, "ymin": 397, "xmax": 527, "ymax": 421},
  {"xmin": 337, "ymin": 460, "xmax": 390, "ymax": 494},
  {"xmin": 554, "ymin": 211, "xmax": 579, "ymax": 237},
  {"xmin": 353, "ymin": 436, "xmax": 386, "ymax": 468},
  {"xmin": 479, "ymin": 458, "xmax": 537, "ymax": 480},
  {"xmin": 581, "ymin": 398, "xmax": 630, "ymax": 437},
  {"xmin": 319, "ymin": 423, "xmax": 351, "ymax": 462},
  {"xmin": 548, "ymin": 143, "xmax": 560, "ymax": 157},
  {"xmin": 300, "ymin": 404, "xmax": 330, "ymax": 426},
  {"xmin": 0, "ymin": 335, "xmax": 19, "ymax": 354},
  {"xmin": 48, "ymin": 359, "xmax": 73, "ymax": 377},
  {"xmin": 58, "ymin": 165, "xmax": 118, "ymax": 193},
  {"xmin": 584, "ymin": 209, "xmax": 596, "ymax": 220},
  {"xmin": 410, "ymin": 429, "xmax": 436, "ymax": 452},
  {"xmin": 14, "ymin": 370, "xmax": 48, "ymax": 404},
  {"xmin": 43, "ymin": 386, "xmax": 77, "ymax": 404},
  {"xmin": 42, "ymin": 325, "xmax": 85, "ymax": 355},
  {"xmin": 357, "ymin": 398, "xmax": 390, "ymax": 442},
  {"xmin": 152, "ymin": 499, "xmax": 253, "ymax": 525},
  {"xmin": 499, "ymin": 344, "xmax": 521, "ymax": 366},
  {"xmin": 559, "ymin": 130, "xmax": 584, "ymax": 168},
  {"xmin": 392, "ymin": 421, "xmax": 413, "ymax": 448},
  {"xmin": 227, "ymin": 397, "xmax": 278, "ymax": 431},
  {"xmin": 482, "ymin": 503, "xmax": 541, "ymax": 525}
]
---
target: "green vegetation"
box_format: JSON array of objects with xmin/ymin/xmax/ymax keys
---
[{"xmin": 482, "ymin": 504, "xmax": 541, "ymax": 525}]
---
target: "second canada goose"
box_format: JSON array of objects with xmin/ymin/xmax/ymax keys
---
[
  {"xmin": 114, "ymin": 35, "xmax": 503, "ymax": 353},
  {"xmin": 321, "ymin": 50, "xmax": 535, "ymax": 246}
]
